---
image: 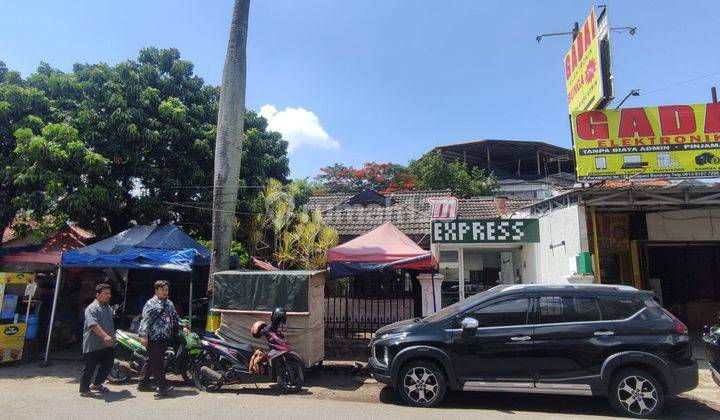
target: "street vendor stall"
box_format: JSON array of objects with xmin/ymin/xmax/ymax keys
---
[
  {"xmin": 212, "ymin": 270, "xmax": 325, "ymax": 368},
  {"xmin": 42, "ymin": 225, "xmax": 211, "ymax": 364},
  {"xmin": 327, "ymin": 221, "xmax": 437, "ymax": 279},
  {"xmin": 0, "ymin": 272, "xmax": 37, "ymax": 363}
]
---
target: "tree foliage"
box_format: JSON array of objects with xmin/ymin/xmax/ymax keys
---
[
  {"xmin": 315, "ymin": 162, "xmax": 415, "ymax": 194},
  {"xmin": 11, "ymin": 124, "xmax": 109, "ymax": 227},
  {"xmin": 408, "ymin": 150, "xmax": 498, "ymax": 198},
  {"xmin": 0, "ymin": 49, "xmax": 289, "ymax": 240}
]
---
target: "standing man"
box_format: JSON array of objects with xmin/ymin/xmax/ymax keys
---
[
  {"xmin": 80, "ymin": 283, "xmax": 115, "ymax": 397},
  {"xmin": 137, "ymin": 280, "xmax": 184, "ymax": 396}
]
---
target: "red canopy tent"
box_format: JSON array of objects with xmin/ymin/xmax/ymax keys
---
[{"xmin": 327, "ymin": 222, "xmax": 437, "ymax": 279}]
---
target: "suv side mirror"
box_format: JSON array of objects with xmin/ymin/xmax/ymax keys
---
[{"xmin": 461, "ymin": 317, "xmax": 479, "ymax": 334}]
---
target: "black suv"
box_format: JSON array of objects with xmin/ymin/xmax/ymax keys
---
[{"xmin": 369, "ymin": 284, "xmax": 697, "ymax": 418}]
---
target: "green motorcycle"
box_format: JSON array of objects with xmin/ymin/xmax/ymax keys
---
[{"xmin": 108, "ymin": 319, "xmax": 202, "ymax": 385}]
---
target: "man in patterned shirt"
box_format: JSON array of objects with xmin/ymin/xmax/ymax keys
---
[{"xmin": 137, "ymin": 280, "xmax": 186, "ymax": 396}]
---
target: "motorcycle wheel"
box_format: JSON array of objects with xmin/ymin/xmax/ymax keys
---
[
  {"xmin": 193, "ymin": 357, "xmax": 223, "ymax": 392},
  {"xmin": 107, "ymin": 361, "xmax": 133, "ymax": 384},
  {"xmin": 180, "ymin": 361, "xmax": 194, "ymax": 385},
  {"xmin": 277, "ymin": 359, "xmax": 304, "ymax": 394}
]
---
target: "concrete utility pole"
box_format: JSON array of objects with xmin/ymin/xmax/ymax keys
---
[{"xmin": 209, "ymin": 0, "xmax": 250, "ymax": 294}]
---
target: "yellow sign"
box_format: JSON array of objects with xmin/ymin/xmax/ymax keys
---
[
  {"xmin": 572, "ymin": 103, "xmax": 720, "ymax": 180},
  {"xmin": 0, "ymin": 323, "xmax": 26, "ymax": 363},
  {"xmin": 0, "ymin": 272, "xmax": 36, "ymax": 285},
  {"xmin": 565, "ymin": 8, "xmax": 603, "ymax": 112}
]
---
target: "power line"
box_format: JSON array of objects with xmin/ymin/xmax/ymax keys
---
[
  {"xmin": 641, "ymin": 70, "xmax": 720, "ymax": 96},
  {"xmin": 161, "ymin": 201, "xmax": 259, "ymax": 215}
]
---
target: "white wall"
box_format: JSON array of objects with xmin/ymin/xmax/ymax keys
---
[
  {"xmin": 518, "ymin": 204, "xmax": 589, "ymax": 284},
  {"xmin": 646, "ymin": 209, "xmax": 720, "ymax": 241}
]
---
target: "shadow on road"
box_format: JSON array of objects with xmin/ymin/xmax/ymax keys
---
[{"xmin": 378, "ymin": 386, "xmax": 720, "ymax": 419}]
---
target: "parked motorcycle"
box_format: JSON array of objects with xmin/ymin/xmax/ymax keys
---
[
  {"xmin": 193, "ymin": 307, "xmax": 304, "ymax": 394},
  {"xmin": 108, "ymin": 318, "xmax": 202, "ymax": 384},
  {"xmin": 702, "ymin": 317, "xmax": 720, "ymax": 387}
]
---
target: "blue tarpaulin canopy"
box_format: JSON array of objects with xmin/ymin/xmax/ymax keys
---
[{"xmin": 60, "ymin": 225, "xmax": 210, "ymax": 272}]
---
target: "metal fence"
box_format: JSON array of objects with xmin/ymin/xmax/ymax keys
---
[{"xmin": 324, "ymin": 271, "xmax": 419, "ymax": 339}]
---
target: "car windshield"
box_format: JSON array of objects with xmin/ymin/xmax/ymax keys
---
[{"xmin": 421, "ymin": 287, "xmax": 503, "ymax": 323}]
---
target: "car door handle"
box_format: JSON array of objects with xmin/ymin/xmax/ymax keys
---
[
  {"xmin": 594, "ymin": 330, "xmax": 614, "ymax": 336},
  {"xmin": 510, "ymin": 335, "xmax": 531, "ymax": 341}
]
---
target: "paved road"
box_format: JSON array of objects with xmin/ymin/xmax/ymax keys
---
[{"xmin": 1, "ymin": 362, "xmax": 718, "ymax": 420}]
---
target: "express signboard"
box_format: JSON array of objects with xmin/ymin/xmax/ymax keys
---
[
  {"xmin": 565, "ymin": 8, "xmax": 613, "ymax": 113},
  {"xmin": 572, "ymin": 103, "xmax": 720, "ymax": 180},
  {"xmin": 431, "ymin": 219, "xmax": 540, "ymax": 244}
]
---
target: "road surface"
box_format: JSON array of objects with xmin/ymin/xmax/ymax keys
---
[{"xmin": 1, "ymin": 361, "xmax": 718, "ymax": 419}]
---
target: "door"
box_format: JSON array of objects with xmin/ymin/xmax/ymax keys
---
[
  {"xmin": 451, "ymin": 297, "xmax": 534, "ymax": 388},
  {"xmin": 532, "ymin": 294, "xmax": 615, "ymax": 392}
]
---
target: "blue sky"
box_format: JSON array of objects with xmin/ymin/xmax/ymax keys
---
[{"xmin": 3, "ymin": 1, "xmax": 720, "ymax": 179}]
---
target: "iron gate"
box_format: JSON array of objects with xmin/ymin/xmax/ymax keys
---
[{"xmin": 324, "ymin": 271, "xmax": 419, "ymax": 339}]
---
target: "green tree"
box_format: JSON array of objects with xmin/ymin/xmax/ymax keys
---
[
  {"xmin": 409, "ymin": 150, "xmax": 499, "ymax": 198},
  {"xmin": 0, "ymin": 61, "xmax": 52, "ymax": 235},
  {"xmin": 11, "ymin": 124, "xmax": 110, "ymax": 229},
  {"xmin": 1, "ymin": 53, "xmax": 288, "ymax": 240}
]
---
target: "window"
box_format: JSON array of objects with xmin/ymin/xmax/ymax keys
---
[
  {"xmin": 601, "ymin": 298, "xmax": 645, "ymax": 320},
  {"xmin": 538, "ymin": 296, "xmax": 602, "ymax": 324},
  {"xmin": 469, "ymin": 298, "xmax": 529, "ymax": 328}
]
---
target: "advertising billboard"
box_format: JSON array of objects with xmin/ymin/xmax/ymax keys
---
[
  {"xmin": 572, "ymin": 103, "xmax": 720, "ymax": 180},
  {"xmin": 565, "ymin": 8, "xmax": 613, "ymax": 112}
]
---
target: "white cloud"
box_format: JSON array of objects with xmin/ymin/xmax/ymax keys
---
[{"xmin": 259, "ymin": 104, "xmax": 339, "ymax": 152}]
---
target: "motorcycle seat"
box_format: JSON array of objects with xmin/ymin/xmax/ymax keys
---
[
  {"xmin": 118, "ymin": 329, "xmax": 141, "ymax": 342},
  {"xmin": 206, "ymin": 337, "xmax": 254, "ymax": 356}
]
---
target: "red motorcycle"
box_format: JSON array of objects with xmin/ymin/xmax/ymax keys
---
[{"xmin": 193, "ymin": 307, "xmax": 304, "ymax": 393}]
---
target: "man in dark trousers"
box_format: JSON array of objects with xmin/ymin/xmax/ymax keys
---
[
  {"xmin": 137, "ymin": 280, "xmax": 185, "ymax": 396},
  {"xmin": 80, "ymin": 283, "xmax": 115, "ymax": 397}
]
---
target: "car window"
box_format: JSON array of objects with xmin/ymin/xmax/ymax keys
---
[
  {"xmin": 538, "ymin": 296, "xmax": 602, "ymax": 324},
  {"xmin": 467, "ymin": 298, "xmax": 529, "ymax": 328},
  {"xmin": 600, "ymin": 298, "xmax": 645, "ymax": 320}
]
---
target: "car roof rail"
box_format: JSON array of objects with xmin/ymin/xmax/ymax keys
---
[{"xmin": 501, "ymin": 284, "xmax": 639, "ymax": 292}]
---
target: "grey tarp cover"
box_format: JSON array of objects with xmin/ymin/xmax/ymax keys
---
[{"xmin": 213, "ymin": 270, "xmax": 323, "ymax": 312}]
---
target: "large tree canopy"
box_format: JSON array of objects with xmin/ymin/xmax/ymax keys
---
[
  {"xmin": 408, "ymin": 150, "xmax": 498, "ymax": 198},
  {"xmin": 1, "ymin": 48, "xmax": 289, "ymax": 239}
]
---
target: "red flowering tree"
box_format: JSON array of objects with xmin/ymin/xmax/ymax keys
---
[{"xmin": 315, "ymin": 162, "xmax": 415, "ymax": 193}]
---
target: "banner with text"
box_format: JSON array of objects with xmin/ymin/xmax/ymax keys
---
[
  {"xmin": 572, "ymin": 103, "xmax": 720, "ymax": 180},
  {"xmin": 565, "ymin": 8, "xmax": 606, "ymax": 112},
  {"xmin": 432, "ymin": 219, "xmax": 540, "ymax": 244}
]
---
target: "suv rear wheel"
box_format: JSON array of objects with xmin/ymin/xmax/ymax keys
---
[
  {"xmin": 609, "ymin": 368, "xmax": 664, "ymax": 418},
  {"xmin": 397, "ymin": 360, "xmax": 446, "ymax": 407}
]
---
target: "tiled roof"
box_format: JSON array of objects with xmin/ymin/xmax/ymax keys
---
[
  {"xmin": 2, "ymin": 221, "xmax": 94, "ymax": 245},
  {"xmin": 307, "ymin": 190, "xmax": 538, "ymax": 238},
  {"xmin": 307, "ymin": 190, "xmax": 450, "ymax": 236}
]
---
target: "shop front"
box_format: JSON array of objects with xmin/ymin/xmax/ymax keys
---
[
  {"xmin": 527, "ymin": 184, "xmax": 720, "ymax": 330},
  {"xmin": 431, "ymin": 219, "xmax": 540, "ymax": 307}
]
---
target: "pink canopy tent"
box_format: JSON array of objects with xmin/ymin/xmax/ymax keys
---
[{"xmin": 327, "ymin": 222, "xmax": 437, "ymax": 278}]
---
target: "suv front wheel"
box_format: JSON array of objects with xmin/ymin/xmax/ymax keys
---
[
  {"xmin": 397, "ymin": 360, "xmax": 447, "ymax": 407},
  {"xmin": 609, "ymin": 368, "xmax": 665, "ymax": 418}
]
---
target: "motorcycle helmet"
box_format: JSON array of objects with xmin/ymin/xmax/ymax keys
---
[
  {"xmin": 270, "ymin": 307, "xmax": 287, "ymax": 330},
  {"xmin": 250, "ymin": 320, "xmax": 267, "ymax": 338}
]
